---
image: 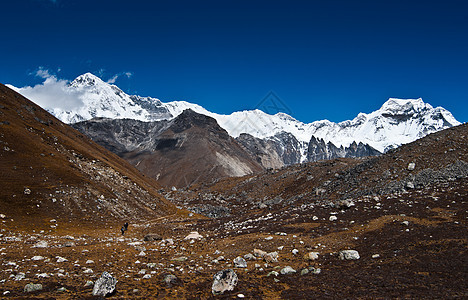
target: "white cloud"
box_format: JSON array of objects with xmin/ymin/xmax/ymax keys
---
[
  {"xmin": 7, "ymin": 68, "xmax": 84, "ymax": 112},
  {"xmin": 107, "ymin": 71, "xmax": 133, "ymax": 84}
]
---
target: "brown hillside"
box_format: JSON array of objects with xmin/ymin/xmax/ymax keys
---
[{"xmin": 0, "ymin": 84, "xmax": 177, "ymax": 230}]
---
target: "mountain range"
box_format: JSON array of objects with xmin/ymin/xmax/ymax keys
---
[{"xmin": 8, "ymin": 73, "xmax": 461, "ymax": 187}]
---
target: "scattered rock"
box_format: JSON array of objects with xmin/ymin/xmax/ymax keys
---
[
  {"xmin": 92, "ymin": 272, "xmax": 117, "ymax": 297},
  {"xmin": 84, "ymin": 280, "xmax": 94, "ymax": 288},
  {"xmin": 336, "ymin": 199, "xmax": 355, "ymax": 209},
  {"xmin": 267, "ymin": 271, "xmax": 279, "ymax": 277},
  {"xmin": 304, "ymin": 252, "xmax": 319, "ymax": 261},
  {"xmin": 172, "ymin": 256, "xmax": 188, "ymax": 262},
  {"xmin": 212, "ymin": 269, "xmax": 238, "ymax": 295},
  {"xmin": 339, "ymin": 250, "xmax": 360, "ymax": 260},
  {"xmin": 184, "ymin": 231, "xmax": 203, "ymax": 240},
  {"xmin": 143, "ymin": 234, "xmax": 162, "ymax": 241},
  {"xmin": 33, "ymin": 241, "xmax": 48, "ymax": 248},
  {"xmin": 244, "ymin": 253, "xmax": 256, "ymax": 261},
  {"xmin": 163, "ymin": 274, "xmax": 178, "ymax": 287},
  {"xmin": 24, "ymin": 283, "xmax": 42, "ymax": 293},
  {"xmin": 309, "ymin": 267, "xmax": 321, "ymax": 274},
  {"xmin": 63, "ymin": 241, "xmax": 76, "ymax": 247},
  {"xmin": 233, "ymin": 256, "xmax": 247, "ymax": 268},
  {"xmin": 264, "ymin": 251, "xmax": 278, "ymax": 263},
  {"xmin": 280, "ymin": 266, "xmax": 296, "ymax": 275},
  {"xmin": 56, "ymin": 256, "xmax": 68, "ymax": 263},
  {"xmin": 253, "ymin": 249, "xmax": 267, "ymax": 258}
]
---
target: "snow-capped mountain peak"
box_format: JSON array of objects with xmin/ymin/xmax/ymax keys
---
[
  {"xmin": 379, "ymin": 98, "xmax": 432, "ymax": 115},
  {"xmin": 69, "ymin": 72, "xmax": 104, "ymax": 88},
  {"xmin": 9, "ymin": 73, "xmax": 461, "ymax": 156}
]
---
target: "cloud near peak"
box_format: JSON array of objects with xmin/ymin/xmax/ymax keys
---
[
  {"xmin": 7, "ymin": 68, "xmax": 85, "ymax": 112},
  {"xmin": 107, "ymin": 71, "xmax": 133, "ymax": 84}
]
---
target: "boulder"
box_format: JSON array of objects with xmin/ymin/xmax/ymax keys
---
[
  {"xmin": 184, "ymin": 231, "xmax": 203, "ymax": 240},
  {"xmin": 33, "ymin": 241, "xmax": 48, "ymax": 248},
  {"xmin": 92, "ymin": 272, "xmax": 117, "ymax": 297},
  {"xmin": 212, "ymin": 269, "xmax": 238, "ymax": 295},
  {"xmin": 163, "ymin": 274, "xmax": 178, "ymax": 287},
  {"xmin": 338, "ymin": 250, "xmax": 360, "ymax": 260},
  {"xmin": 304, "ymin": 252, "xmax": 319, "ymax": 261},
  {"xmin": 280, "ymin": 266, "xmax": 296, "ymax": 275},
  {"xmin": 233, "ymin": 256, "xmax": 247, "ymax": 268},
  {"xmin": 24, "ymin": 283, "xmax": 42, "ymax": 293},
  {"xmin": 143, "ymin": 234, "xmax": 162, "ymax": 241},
  {"xmin": 253, "ymin": 249, "xmax": 267, "ymax": 258}
]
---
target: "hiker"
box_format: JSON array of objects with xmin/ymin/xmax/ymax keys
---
[{"xmin": 121, "ymin": 222, "xmax": 129, "ymax": 235}]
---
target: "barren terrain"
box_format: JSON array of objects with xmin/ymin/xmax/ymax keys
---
[{"xmin": 0, "ymin": 85, "xmax": 467, "ymax": 298}]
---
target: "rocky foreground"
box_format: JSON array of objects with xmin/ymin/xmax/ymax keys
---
[{"xmin": 1, "ymin": 171, "xmax": 466, "ymax": 299}]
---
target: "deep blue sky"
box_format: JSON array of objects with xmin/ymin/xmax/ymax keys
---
[{"xmin": 1, "ymin": 0, "xmax": 467, "ymax": 122}]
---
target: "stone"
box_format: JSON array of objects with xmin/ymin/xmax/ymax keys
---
[
  {"xmin": 31, "ymin": 256, "xmax": 44, "ymax": 261},
  {"xmin": 300, "ymin": 268, "xmax": 309, "ymax": 276},
  {"xmin": 243, "ymin": 253, "xmax": 256, "ymax": 261},
  {"xmin": 56, "ymin": 256, "xmax": 67, "ymax": 263},
  {"xmin": 171, "ymin": 256, "xmax": 188, "ymax": 262},
  {"xmin": 309, "ymin": 267, "xmax": 321, "ymax": 274},
  {"xmin": 312, "ymin": 215, "xmax": 319, "ymax": 221},
  {"xmin": 329, "ymin": 215, "xmax": 338, "ymax": 221},
  {"xmin": 24, "ymin": 283, "xmax": 42, "ymax": 293},
  {"xmin": 372, "ymin": 254, "xmax": 380, "ymax": 259},
  {"xmin": 304, "ymin": 252, "xmax": 319, "ymax": 261},
  {"xmin": 267, "ymin": 271, "xmax": 279, "ymax": 277},
  {"xmin": 264, "ymin": 251, "xmax": 279, "ymax": 263},
  {"xmin": 24, "ymin": 188, "xmax": 31, "ymax": 195},
  {"xmin": 142, "ymin": 274, "xmax": 152, "ymax": 279},
  {"xmin": 57, "ymin": 287, "xmax": 67, "ymax": 292},
  {"xmin": 337, "ymin": 199, "xmax": 355, "ymax": 209},
  {"xmin": 143, "ymin": 234, "xmax": 162, "ymax": 241},
  {"xmin": 63, "ymin": 241, "xmax": 75, "ymax": 247},
  {"xmin": 338, "ymin": 250, "xmax": 360, "ymax": 260},
  {"xmin": 280, "ymin": 266, "xmax": 296, "ymax": 275},
  {"xmin": 84, "ymin": 280, "xmax": 94, "ymax": 288},
  {"xmin": 184, "ymin": 231, "xmax": 203, "ymax": 240},
  {"xmin": 408, "ymin": 162, "xmax": 416, "ymax": 171},
  {"xmin": 92, "ymin": 272, "xmax": 117, "ymax": 297},
  {"xmin": 212, "ymin": 269, "xmax": 238, "ymax": 295},
  {"xmin": 292, "ymin": 249, "xmax": 299, "ymax": 255},
  {"xmin": 163, "ymin": 274, "xmax": 178, "ymax": 286},
  {"xmin": 253, "ymin": 249, "xmax": 267, "ymax": 258},
  {"xmin": 33, "ymin": 241, "xmax": 48, "ymax": 248},
  {"xmin": 233, "ymin": 256, "xmax": 247, "ymax": 268}
]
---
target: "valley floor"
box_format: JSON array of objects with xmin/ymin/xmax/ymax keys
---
[{"xmin": 1, "ymin": 178, "xmax": 467, "ymax": 299}]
